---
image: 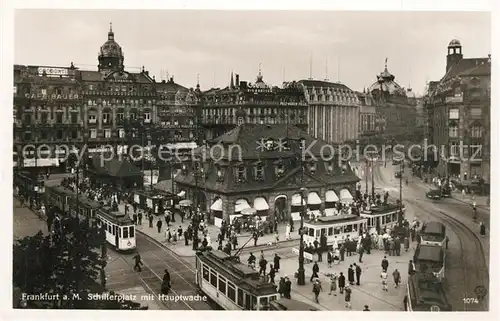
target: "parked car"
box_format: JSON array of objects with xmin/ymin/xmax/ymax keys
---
[{"xmin": 426, "ymin": 189, "xmax": 442, "ymax": 200}]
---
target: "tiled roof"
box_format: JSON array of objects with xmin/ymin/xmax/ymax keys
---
[
  {"xmin": 458, "ymin": 62, "xmax": 491, "ymax": 77},
  {"xmin": 92, "ymin": 156, "xmax": 143, "ymax": 178},
  {"xmin": 156, "ymin": 80, "xmax": 187, "ymax": 93},
  {"xmin": 298, "ymin": 79, "xmax": 354, "ymax": 92},
  {"xmin": 78, "ymin": 70, "xmax": 154, "ymax": 83},
  {"xmin": 441, "ymin": 58, "xmax": 489, "ymax": 82}
]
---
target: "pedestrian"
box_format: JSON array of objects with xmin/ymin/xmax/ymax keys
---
[
  {"xmin": 363, "ymin": 305, "xmax": 370, "ymax": 311},
  {"xmin": 480, "ymin": 222, "xmax": 486, "ymax": 237},
  {"xmin": 403, "ymin": 295, "xmax": 409, "ymax": 311},
  {"xmin": 327, "ymin": 251, "xmax": 333, "ymax": 268},
  {"xmin": 408, "ymin": 260, "xmax": 416, "ymax": 275},
  {"xmin": 338, "ymin": 272, "xmax": 346, "ymax": 294},
  {"xmin": 161, "ymin": 269, "xmax": 171, "ymax": 295},
  {"xmin": 259, "ymin": 257, "xmax": 268, "ymax": 277},
  {"xmin": 132, "ymin": 252, "xmax": 143, "ymax": 272},
  {"xmin": 138, "ymin": 211, "xmax": 143, "ymax": 225},
  {"xmin": 381, "ymin": 256, "xmax": 389, "ymax": 272},
  {"xmin": 278, "ymin": 277, "xmax": 285, "ymax": 297},
  {"xmin": 381, "ymin": 270, "xmax": 388, "ymax": 291},
  {"xmin": 156, "ymin": 219, "xmax": 162, "ymax": 233},
  {"xmin": 310, "ymin": 261, "xmax": 319, "ymax": 282},
  {"xmin": 148, "ymin": 214, "xmax": 154, "ymax": 228},
  {"xmin": 392, "ymin": 269, "xmax": 401, "ymax": 288},
  {"xmin": 268, "ymin": 264, "xmax": 276, "ymax": 284},
  {"xmin": 404, "ymin": 236, "xmax": 410, "ymax": 251},
  {"xmin": 184, "ymin": 230, "xmax": 189, "ymax": 246},
  {"xmin": 358, "ymin": 245, "xmax": 364, "ymax": 263},
  {"xmin": 253, "ymin": 231, "xmax": 259, "ymax": 247},
  {"xmin": 354, "ymin": 263, "xmax": 362, "ymax": 286},
  {"xmin": 274, "ymin": 230, "xmax": 279, "ymax": 246},
  {"xmin": 312, "ymin": 278, "xmax": 323, "ymax": 303},
  {"xmin": 348, "ymin": 265, "xmax": 355, "ymax": 285},
  {"xmin": 274, "ymin": 253, "xmax": 281, "ymax": 272},
  {"xmin": 133, "ymin": 213, "xmax": 138, "ymax": 225},
  {"xmin": 328, "ymin": 273, "xmax": 338, "ymax": 296},
  {"xmin": 284, "ymin": 276, "xmax": 292, "ymax": 299},
  {"xmin": 344, "ymin": 285, "xmax": 352, "ymax": 309},
  {"xmin": 340, "ymin": 244, "xmax": 345, "ymax": 261},
  {"xmin": 165, "ymin": 212, "xmax": 171, "ymax": 227}
]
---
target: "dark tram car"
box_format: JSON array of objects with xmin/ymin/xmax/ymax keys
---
[
  {"xmin": 268, "ymin": 298, "xmax": 319, "ymax": 311},
  {"xmin": 195, "ymin": 250, "xmax": 279, "ymax": 310},
  {"xmin": 406, "ymin": 273, "xmax": 452, "ymax": 311}
]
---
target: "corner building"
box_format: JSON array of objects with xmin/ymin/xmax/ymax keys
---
[{"xmin": 175, "ymin": 123, "xmax": 360, "ymax": 227}]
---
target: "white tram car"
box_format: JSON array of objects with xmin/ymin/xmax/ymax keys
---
[
  {"xmin": 419, "ymin": 221, "xmax": 446, "ymax": 248},
  {"xmin": 303, "ymin": 215, "xmax": 367, "ymax": 246},
  {"xmin": 96, "ymin": 207, "xmax": 137, "ymax": 251},
  {"xmin": 360, "ymin": 205, "xmax": 403, "ymax": 234},
  {"xmin": 195, "ymin": 250, "xmax": 279, "ymax": 310}
]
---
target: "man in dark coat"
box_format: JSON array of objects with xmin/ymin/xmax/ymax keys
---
[
  {"xmin": 347, "ymin": 265, "xmax": 355, "ymax": 285},
  {"xmin": 310, "ymin": 261, "xmax": 319, "ymax": 282},
  {"xmin": 278, "ymin": 277, "xmax": 285, "ymax": 297},
  {"xmin": 338, "ymin": 272, "xmax": 346, "ymax": 294},
  {"xmin": 132, "ymin": 213, "xmax": 138, "ymax": 225},
  {"xmin": 148, "ymin": 214, "xmax": 154, "ymax": 228},
  {"xmin": 273, "ymin": 253, "xmax": 281, "ymax": 272},
  {"xmin": 284, "ymin": 277, "xmax": 292, "ymax": 299},
  {"xmin": 161, "ymin": 269, "xmax": 171, "ymax": 295},
  {"xmin": 156, "ymin": 219, "xmax": 163, "ymax": 233},
  {"xmin": 381, "ymin": 256, "xmax": 389, "ymax": 272},
  {"xmin": 137, "ymin": 211, "xmax": 143, "ymax": 225},
  {"xmin": 184, "ymin": 230, "xmax": 189, "ymax": 246},
  {"xmin": 354, "ymin": 263, "xmax": 362, "ymax": 285},
  {"xmin": 132, "ymin": 253, "xmax": 143, "ymax": 272},
  {"xmin": 340, "ymin": 244, "xmax": 346, "ymax": 261},
  {"xmin": 259, "ymin": 257, "xmax": 268, "ymax": 276}
]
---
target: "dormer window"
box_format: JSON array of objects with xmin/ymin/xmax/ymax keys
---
[
  {"xmin": 265, "ymin": 139, "xmax": 274, "ymax": 151},
  {"xmin": 275, "ymin": 161, "xmax": 285, "ymax": 178},
  {"xmin": 236, "ymin": 165, "xmax": 246, "ymax": 181}
]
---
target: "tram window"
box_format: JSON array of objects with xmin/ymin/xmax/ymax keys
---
[
  {"xmin": 107, "ymin": 224, "xmax": 111, "ymax": 233},
  {"xmin": 308, "ymin": 228, "xmax": 314, "ymax": 237},
  {"xmin": 227, "ymin": 282, "xmax": 236, "ymax": 302},
  {"xmin": 344, "ymin": 225, "xmax": 353, "ymax": 233},
  {"xmin": 321, "ymin": 228, "xmax": 326, "ymax": 236},
  {"xmin": 237, "ymin": 289, "xmax": 244, "ymax": 307},
  {"xmin": 112, "ymin": 226, "xmax": 116, "ymax": 235},
  {"xmin": 203, "ymin": 266, "xmax": 209, "ymax": 281},
  {"xmin": 210, "ymin": 271, "xmax": 217, "ymax": 287},
  {"xmin": 392, "ymin": 213, "xmax": 397, "ymax": 222},
  {"xmin": 129, "ymin": 226, "xmax": 135, "ymax": 237},
  {"xmin": 352, "ymin": 224, "xmax": 358, "ymax": 232},
  {"xmin": 334, "ymin": 227, "xmax": 341, "ymax": 234},
  {"xmin": 382, "ymin": 216, "xmax": 386, "ymax": 225},
  {"xmin": 218, "ymin": 276, "xmax": 227, "ymax": 295},
  {"xmin": 252, "ymin": 296, "xmax": 257, "ymax": 311},
  {"xmin": 259, "ymin": 297, "xmax": 269, "ymax": 310},
  {"xmin": 328, "ymin": 227, "xmax": 333, "ymax": 236},
  {"xmin": 315, "ymin": 230, "xmax": 320, "ymax": 237},
  {"xmin": 123, "ymin": 227, "xmax": 129, "ymax": 238},
  {"xmin": 118, "ymin": 227, "xmax": 121, "ymax": 238}
]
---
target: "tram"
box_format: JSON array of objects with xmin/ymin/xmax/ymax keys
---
[
  {"xmin": 45, "ymin": 185, "xmax": 136, "ymax": 251},
  {"xmin": 419, "ymin": 221, "xmax": 446, "ymax": 247},
  {"xmin": 406, "ymin": 272, "xmax": 452, "ymax": 311},
  {"xmin": 195, "ymin": 249, "xmax": 279, "ymax": 310},
  {"xmin": 303, "ymin": 214, "xmax": 367, "ymax": 246},
  {"xmin": 268, "ymin": 298, "xmax": 319, "ymax": 311},
  {"xmin": 96, "ymin": 207, "xmax": 136, "ymax": 251},
  {"xmin": 360, "ymin": 205, "xmax": 403, "ymax": 234},
  {"xmin": 413, "ymin": 244, "xmax": 446, "ymax": 281}
]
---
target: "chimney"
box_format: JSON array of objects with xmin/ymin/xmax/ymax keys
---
[{"xmin": 236, "ymin": 74, "xmax": 240, "ymax": 87}]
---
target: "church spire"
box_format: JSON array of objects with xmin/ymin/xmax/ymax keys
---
[{"xmin": 108, "ymin": 22, "xmax": 114, "ymax": 40}]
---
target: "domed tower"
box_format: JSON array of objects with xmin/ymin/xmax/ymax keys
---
[
  {"xmin": 446, "ymin": 39, "xmax": 463, "ymax": 73},
  {"xmin": 98, "ymin": 23, "xmax": 124, "ymax": 73}
]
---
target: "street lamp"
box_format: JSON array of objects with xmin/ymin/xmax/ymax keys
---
[
  {"xmin": 192, "ymin": 160, "xmax": 203, "ymax": 251},
  {"xmin": 147, "ymin": 134, "xmax": 153, "ymax": 190},
  {"xmin": 297, "ymin": 186, "xmax": 307, "ymax": 286}
]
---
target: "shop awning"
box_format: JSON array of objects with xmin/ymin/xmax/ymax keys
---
[
  {"xmin": 291, "ymin": 194, "xmax": 305, "ymax": 206},
  {"xmin": 177, "ymin": 190, "xmax": 186, "ymax": 197},
  {"xmin": 234, "ymin": 199, "xmax": 251, "ymax": 213},
  {"xmin": 253, "ymin": 197, "xmax": 269, "ymax": 211},
  {"xmin": 210, "ymin": 199, "xmax": 223, "ymax": 211},
  {"xmin": 340, "ymin": 189, "xmax": 353, "ymax": 202},
  {"xmin": 325, "ymin": 190, "xmax": 339, "ymax": 202},
  {"xmin": 307, "ymin": 192, "xmax": 322, "ymax": 205}
]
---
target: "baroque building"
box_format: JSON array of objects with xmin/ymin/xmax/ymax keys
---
[
  {"xmin": 175, "ymin": 123, "xmax": 359, "ymax": 227},
  {"xmin": 425, "ymin": 39, "xmax": 490, "ymax": 187},
  {"xmin": 201, "ymin": 71, "xmax": 308, "ymax": 140},
  {"xmin": 13, "ymin": 24, "xmax": 199, "ymax": 171},
  {"xmin": 298, "ymin": 80, "xmax": 359, "ymax": 144},
  {"xmin": 355, "ymin": 89, "xmax": 379, "ymax": 137}
]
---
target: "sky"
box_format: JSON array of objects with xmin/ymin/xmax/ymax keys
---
[{"xmin": 14, "ymin": 10, "xmax": 491, "ymax": 95}]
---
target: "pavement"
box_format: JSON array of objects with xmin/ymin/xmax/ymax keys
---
[
  {"xmin": 13, "ymin": 198, "xmax": 48, "ymax": 239},
  {"xmin": 116, "ymin": 203, "xmax": 300, "ymax": 257}
]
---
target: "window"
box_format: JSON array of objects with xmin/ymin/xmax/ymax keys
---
[
  {"xmin": 88, "ymin": 115, "xmax": 97, "ymax": 124},
  {"xmin": 275, "ymin": 162, "xmax": 285, "ymax": 177},
  {"xmin": 107, "ymin": 224, "xmax": 111, "ymax": 233},
  {"xmin": 90, "ymin": 129, "xmax": 97, "ymax": 138},
  {"xmin": 334, "ymin": 227, "xmax": 341, "ymax": 234},
  {"xmin": 117, "ymin": 113, "xmax": 124, "ymax": 121},
  {"xmin": 56, "ymin": 130, "xmax": 63, "ymax": 140},
  {"xmin": 71, "ymin": 113, "xmax": 78, "ymax": 124},
  {"xmin": 237, "ymin": 117, "xmax": 244, "ymax": 125},
  {"xmin": 123, "ymin": 227, "xmax": 129, "ymax": 238},
  {"xmin": 471, "ymin": 125, "xmax": 482, "ymax": 138},
  {"xmin": 70, "ymin": 130, "xmax": 78, "ymax": 139},
  {"xmin": 449, "ymin": 108, "xmax": 459, "ymax": 119},
  {"xmin": 449, "ymin": 125, "xmax": 458, "ymax": 137},
  {"xmin": 450, "ymin": 142, "xmax": 459, "ymax": 156},
  {"xmin": 55, "ymin": 113, "xmax": 63, "ymax": 124},
  {"xmin": 218, "ymin": 276, "xmax": 227, "ymax": 295},
  {"xmin": 40, "ymin": 131, "xmax": 48, "ymax": 140},
  {"xmin": 308, "ymin": 228, "xmax": 314, "ymax": 237},
  {"xmin": 118, "ymin": 227, "xmax": 121, "ymax": 237},
  {"xmin": 102, "ymin": 113, "xmax": 111, "ymax": 124},
  {"xmin": 130, "ymin": 113, "xmax": 136, "ymax": 120},
  {"xmin": 144, "ymin": 112, "xmax": 151, "ymax": 123},
  {"xmin": 118, "ymin": 128, "xmax": 125, "ymax": 138},
  {"xmin": 470, "ymin": 145, "xmax": 482, "ymax": 158},
  {"xmin": 265, "ymin": 139, "xmax": 274, "ymax": 150},
  {"xmin": 41, "ymin": 113, "xmax": 48, "ymax": 124},
  {"xmin": 112, "ymin": 226, "xmax": 116, "ymax": 235},
  {"xmin": 104, "ymin": 129, "xmax": 111, "ymax": 138},
  {"xmin": 41, "ymin": 89, "xmax": 47, "ymax": 95},
  {"xmin": 470, "ymin": 108, "xmax": 482, "ymax": 117},
  {"xmin": 309, "ymin": 162, "xmax": 317, "ymax": 174},
  {"xmin": 24, "ymin": 132, "xmax": 32, "ymax": 141},
  {"xmin": 227, "ymin": 282, "xmax": 236, "ymax": 302},
  {"xmin": 237, "ymin": 166, "xmax": 246, "ymax": 181},
  {"xmin": 255, "ymin": 163, "xmax": 264, "ymax": 181},
  {"xmin": 203, "ymin": 266, "xmax": 209, "ymax": 281},
  {"xmin": 210, "ymin": 271, "xmax": 217, "ymax": 287},
  {"xmin": 237, "ymin": 289, "xmax": 244, "ymax": 307},
  {"xmin": 328, "ymin": 227, "xmax": 333, "ymax": 236},
  {"xmin": 129, "ymin": 226, "xmax": 135, "ymax": 238}
]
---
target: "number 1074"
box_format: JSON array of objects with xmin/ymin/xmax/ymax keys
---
[{"xmin": 463, "ymin": 298, "xmax": 479, "ymax": 304}]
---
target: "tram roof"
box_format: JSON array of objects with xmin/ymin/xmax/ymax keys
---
[
  {"xmin": 197, "ymin": 250, "xmax": 277, "ymax": 295},
  {"xmin": 48, "ymin": 185, "xmax": 102, "ymax": 208},
  {"xmin": 97, "ymin": 207, "xmax": 133, "ymax": 225},
  {"xmin": 415, "ymin": 245, "xmax": 443, "ymax": 262},
  {"xmin": 361, "ymin": 204, "xmax": 401, "ymax": 215},
  {"xmin": 304, "ymin": 214, "xmax": 364, "ymax": 225},
  {"xmin": 408, "ymin": 273, "xmax": 451, "ymax": 310},
  {"xmin": 421, "ymin": 221, "xmax": 445, "ymax": 234}
]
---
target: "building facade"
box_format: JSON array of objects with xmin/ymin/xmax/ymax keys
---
[
  {"xmin": 356, "ymin": 90, "xmax": 378, "ymax": 137},
  {"xmin": 201, "ymin": 72, "xmax": 308, "ymax": 140},
  {"xmin": 298, "ymin": 80, "xmax": 359, "ymax": 144},
  {"xmin": 367, "ymin": 61, "xmax": 418, "ymax": 142},
  {"xmin": 13, "ymin": 25, "xmax": 199, "ymax": 170},
  {"xmin": 175, "ymin": 123, "xmax": 359, "ymax": 226},
  {"xmin": 426, "ymin": 39, "xmax": 490, "ymax": 184}
]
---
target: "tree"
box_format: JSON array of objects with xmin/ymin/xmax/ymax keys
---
[{"xmin": 13, "ymin": 219, "xmax": 147, "ymax": 309}]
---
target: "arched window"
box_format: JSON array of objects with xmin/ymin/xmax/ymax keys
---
[{"xmin": 237, "ymin": 117, "xmax": 244, "ymax": 126}]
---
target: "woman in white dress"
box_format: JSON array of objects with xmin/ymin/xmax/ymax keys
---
[{"xmin": 285, "ymin": 224, "xmax": 291, "ymax": 240}]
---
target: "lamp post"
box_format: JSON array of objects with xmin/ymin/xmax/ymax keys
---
[
  {"xmin": 398, "ymin": 160, "xmax": 404, "ymax": 225},
  {"xmin": 297, "ymin": 186, "xmax": 307, "ymax": 286},
  {"xmin": 147, "ymin": 134, "xmax": 154, "ymax": 190},
  {"xmin": 371, "ymin": 156, "xmax": 376, "ymax": 200},
  {"xmin": 365, "ymin": 158, "xmax": 369, "ymax": 195},
  {"xmin": 192, "ymin": 161, "xmax": 201, "ymax": 251}
]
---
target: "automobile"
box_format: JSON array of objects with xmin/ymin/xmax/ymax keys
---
[
  {"xmin": 426, "ymin": 189, "xmax": 442, "ymax": 200},
  {"xmin": 440, "ymin": 187, "xmax": 451, "ymax": 197},
  {"xmin": 395, "ymin": 171, "xmax": 402, "ymax": 178}
]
